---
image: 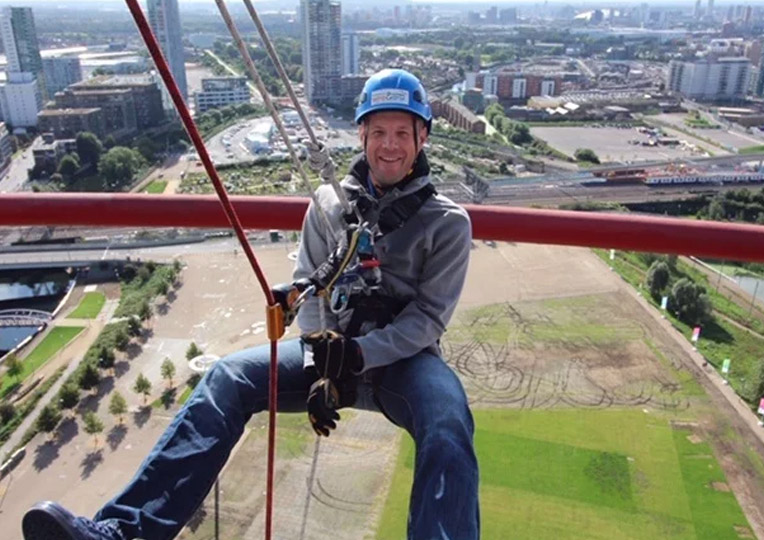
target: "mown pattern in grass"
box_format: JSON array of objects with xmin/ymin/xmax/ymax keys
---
[
  {"xmin": 671, "ymin": 427, "xmax": 753, "ymax": 539},
  {"xmin": 376, "ymin": 409, "xmax": 752, "ymax": 540},
  {"xmin": 450, "ymin": 296, "xmax": 641, "ymax": 349},
  {"xmin": 0, "ymin": 326, "xmax": 84, "ymax": 397},
  {"xmin": 68, "ymin": 291, "xmax": 105, "ymax": 319}
]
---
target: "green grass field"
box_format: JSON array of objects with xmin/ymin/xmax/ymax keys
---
[
  {"xmin": 738, "ymin": 144, "xmax": 764, "ymax": 155},
  {"xmin": 377, "ymin": 409, "xmax": 752, "ymax": 540},
  {"xmin": 68, "ymin": 291, "xmax": 105, "ymax": 319},
  {"xmin": 0, "ymin": 326, "xmax": 84, "ymax": 396},
  {"xmin": 145, "ymin": 180, "xmax": 167, "ymax": 194}
]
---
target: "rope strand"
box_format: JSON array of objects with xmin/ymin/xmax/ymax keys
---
[
  {"xmin": 241, "ymin": 0, "xmax": 359, "ymax": 221},
  {"xmin": 214, "ymin": 0, "xmax": 339, "ymax": 241},
  {"xmin": 123, "ymin": 2, "xmax": 281, "ymax": 539}
]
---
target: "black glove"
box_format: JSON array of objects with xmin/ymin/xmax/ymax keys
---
[
  {"xmin": 307, "ymin": 378, "xmax": 340, "ymax": 437},
  {"xmin": 303, "ymin": 331, "xmax": 364, "ymax": 380}
]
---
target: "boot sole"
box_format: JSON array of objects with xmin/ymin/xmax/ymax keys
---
[{"xmin": 22, "ymin": 502, "xmax": 81, "ymax": 540}]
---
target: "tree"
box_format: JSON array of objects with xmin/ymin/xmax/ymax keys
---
[
  {"xmin": 109, "ymin": 391, "xmax": 128, "ymax": 424},
  {"xmin": 57, "ymin": 154, "xmax": 80, "ymax": 178},
  {"xmin": 128, "ymin": 315, "xmax": 142, "ymax": 337},
  {"xmin": 139, "ymin": 300, "xmax": 153, "ymax": 322},
  {"xmin": 79, "ymin": 362, "xmax": 101, "ymax": 392},
  {"xmin": 646, "ymin": 260, "xmax": 670, "ymax": 299},
  {"xmin": 574, "ymin": 148, "xmax": 600, "ymax": 164},
  {"xmin": 186, "ymin": 342, "xmax": 203, "ymax": 360},
  {"xmin": 103, "ymin": 135, "xmax": 116, "ymax": 150},
  {"xmin": 5, "ymin": 353, "xmax": 23, "ymax": 380},
  {"xmin": 98, "ymin": 346, "xmax": 116, "ymax": 372},
  {"xmin": 59, "ymin": 383, "xmax": 80, "ymax": 416},
  {"xmin": 161, "ymin": 358, "xmax": 176, "ymax": 387},
  {"xmin": 82, "ymin": 411, "xmax": 104, "ymax": 446},
  {"xmin": 0, "ymin": 402, "xmax": 15, "ymax": 425},
  {"xmin": 98, "ymin": 146, "xmax": 144, "ymax": 185},
  {"xmin": 36, "ymin": 404, "xmax": 62, "ymax": 437},
  {"xmin": 156, "ymin": 279, "xmax": 169, "ymax": 297},
  {"xmin": 134, "ymin": 136, "xmax": 159, "ymax": 163},
  {"xmin": 114, "ymin": 326, "xmax": 130, "ymax": 351},
  {"xmin": 669, "ymin": 278, "xmax": 712, "ymax": 325},
  {"xmin": 75, "ymin": 132, "xmax": 103, "ymax": 165},
  {"xmin": 133, "ymin": 373, "xmax": 152, "ymax": 404},
  {"xmin": 707, "ymin": 198, "xmax": 725, "ymax": 221},
  {"xmin": 137, "ymin": 265, "xmax": 151, "ymax": 283}
]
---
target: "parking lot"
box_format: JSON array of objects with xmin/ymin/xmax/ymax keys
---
[
  {"xmin": 197, "ymin": 109, "xmax": 361, "ymax": 169},
  {"xmin": 530, "ymin": 125, "xmax": 709, "ymax": 163}
]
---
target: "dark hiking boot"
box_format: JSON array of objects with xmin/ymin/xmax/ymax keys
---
[{"xmin": 22, "ymin": 501, "xmax": 125, "ymax": 540}]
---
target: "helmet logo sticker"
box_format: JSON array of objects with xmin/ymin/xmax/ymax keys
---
[{"xmin": 370, "ymin": 89, "xmax": 409, "ymax": 106}]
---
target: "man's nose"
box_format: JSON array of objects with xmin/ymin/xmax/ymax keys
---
[{"xmin": 380, "ymin": 134, "xmax": 398, "ymax": 149}]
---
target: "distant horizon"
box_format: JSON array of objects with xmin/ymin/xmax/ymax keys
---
[{"xmin": 5, "ymin": 0, "xmax": 764, "ymax": 6}]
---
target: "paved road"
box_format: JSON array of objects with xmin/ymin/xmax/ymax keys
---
[
  {"xmin": 203, "ymin": 49, "xmax": 262, "ymax": 105},
  {"xmin": 0, "ymin": 144, "xmax": 35, "ymax": 193}
]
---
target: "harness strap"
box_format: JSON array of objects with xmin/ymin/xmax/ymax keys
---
[{"xmin": 378, "ymin": 183, "xmax": 437, "ymax": 235}]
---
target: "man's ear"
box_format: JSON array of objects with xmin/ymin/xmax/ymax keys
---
[
  {"xmin": 419, "ymin": 120, "xmax": 429, "ymax": 147},
  {"xmin": 358, "ymin": 121, "xmax": 366, "ymax": 144}
]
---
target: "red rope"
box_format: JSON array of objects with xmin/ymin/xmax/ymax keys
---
[{"xmin": 123, "ymin": 2, "xmax": 279, "ymax": 537}]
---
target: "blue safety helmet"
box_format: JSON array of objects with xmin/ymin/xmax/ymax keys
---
[{"xmin": 354, "ymin": 69, "xmax": 432, "ymax": 132}]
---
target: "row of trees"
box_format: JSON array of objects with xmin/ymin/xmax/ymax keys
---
[
  {"xmin": 645, "ymin": 255, "xmax": 712, "ymax": 326},
  {"xmin": 484, "ymin": 103, "xmax": 533, "ymax": 147},
  {"xmin": 699, "ymin": 188, "xmax": 764, "ymax": 225},
  {"xmin": 32, "ymin": 340, "xmax": 200, "ymax": 445},
  {"xmin": 209, "ymin": 36, "xmax": 302, "ymax": 96},
  {"xmin": 17, "ymin": 261, "xmax": 183, "ymax": 443},
  {"xmin": 195, "ymin": 102, "xmax": 265, "ymax": 139}
]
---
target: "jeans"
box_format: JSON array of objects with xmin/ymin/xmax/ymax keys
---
[{"xmin": 95, "ymin": 339, "xmax": 479, "ymax": 540}]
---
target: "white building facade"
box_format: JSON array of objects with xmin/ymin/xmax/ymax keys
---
[
  {"xmin": 193, "ymin": 77, "xmax": 250, "ymax": 114},
  {"xmin": 0, "ymin": 72, "xmax": 43, "ymax": 128},
  {"xmin": 668, "ymin": 57, "xmax": 751, "ymax": 101}
]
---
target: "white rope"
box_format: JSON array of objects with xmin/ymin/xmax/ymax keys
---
[
  {"xmin": 213, "ymin": 0, "xmax": 339, "ymax": 241},
  {"xmin": 240, "ymin": 0, "xmax": 361, "ymax": 223}
]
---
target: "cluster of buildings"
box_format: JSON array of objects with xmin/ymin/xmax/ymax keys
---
[
  {"xmin": 38, "ymin": 75, "xmax": 165, "ymax": 140},
  {"xmin": 466, "ymin": 7, "xmax": 518, "ymax": 25}
]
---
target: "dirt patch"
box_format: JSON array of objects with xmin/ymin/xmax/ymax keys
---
[
  {"xmin": 686, "ymin": 434, "xmax": 703, "ymax": 444},
  {"xmin": 734, "ymin": 525, "xmax": 755, "ymax": 538},
  {"xmin": 711, "ymin": 481, "xmax": 731, "ymax": 492}
]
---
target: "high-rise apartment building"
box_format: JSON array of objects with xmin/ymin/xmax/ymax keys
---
[
  {"xmin": 147, "ymin": 0, "xmax": 187, "ymax": 107},
  {"xmin": 0, "ymin": 6, "xmax": 44, "ymax": 127},
  {"xmin": 300, "ymin": 0, "xmax": 341, "ymax": 104},
  {"xmin": 1, "ymin": 7, "xmax": 42, "ymax": 79},
  {"xmin": 668, "ymin": 57, "xmax": 751, "ymax": 101},
  {"xmin": 42, "ymin": 57, "xmax": 82, "ymax": 97},
  {"xmin": 341, "ymin": 32, "xmax": 360, "ymax": 76}
]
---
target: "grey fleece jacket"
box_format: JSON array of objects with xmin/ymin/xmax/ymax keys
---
[{"xmin": 294, "ymin": 155, "xmax": 472, "ymax": 372}]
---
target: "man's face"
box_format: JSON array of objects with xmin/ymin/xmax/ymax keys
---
[{"xmin": 360, "ymin": 110, "xmax": 428, "ymax": 188}]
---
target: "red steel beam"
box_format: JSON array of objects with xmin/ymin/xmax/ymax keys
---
[{"xmin": 2, "ymin": 193, "xmax": 764, "ymax": 263}]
